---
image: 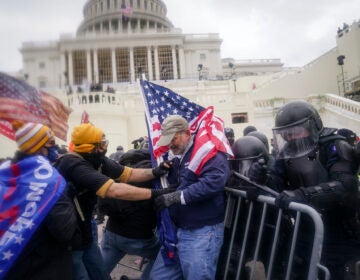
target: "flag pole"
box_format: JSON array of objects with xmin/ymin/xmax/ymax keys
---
[{"xmin": 137, "ymin": 76, "xmax": 169, "ymax": 189}]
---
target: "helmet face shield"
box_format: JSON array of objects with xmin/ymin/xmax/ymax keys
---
[
  {"xmin": 231, "ymin": 158, "xmax": 255, "ymax": 176},
  {"xmin": 272, "ymin": 119, "xmax": 319, "ymax": 159},
  {"xmin": 237, "ymin": 159, "xmax": 253, "ymax": 176}
]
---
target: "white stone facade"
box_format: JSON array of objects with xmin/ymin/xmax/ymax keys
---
[{"xmin": 1, "ymin": 2, "xmax": 359, "ymax": 159}]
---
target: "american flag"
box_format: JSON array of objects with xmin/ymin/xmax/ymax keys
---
[
  {"xmin": 0, "ymin": 72, "xmax": 71, "ymax": 141},
  {"xmin": 120, "ymin": 4, "xmax": 133, "ymax": 16},
  {"xmin": 140, "ymin": 80, "xmax": 233, "ymax": 175},
  {"xmin": 0, "ymin": 120, "xmax": 15, "ymax": 140},
  {"xmin": 139, "ymin": 80, "xmax": 233, "ymax": 264}
]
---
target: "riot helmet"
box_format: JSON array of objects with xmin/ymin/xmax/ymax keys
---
[
  {"xmin": 232, "ymin": 136, "xmax": 268, "ymax": 176},
  {"xmin": 247, "ymin": 131, "xmax": 270, "ymax": 152},
  {"xmin": 225, "ymin": 127, "xmax": 235, "ymax": 146},
  {"xmin": 243, "ymin": 125, "xmax": 257, "ymax": 136},
  {"xmin": 272, "ymin": 100, "xmax": 323, "ymax": 159},
  {"xmin": 337, "ymin": 128, "xmax": 357, "ymax": 146}
]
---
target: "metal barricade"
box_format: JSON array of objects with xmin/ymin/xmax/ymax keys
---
[{"xmin": 218, "ymin": 187, "xmax": 330, "ymax": 280}]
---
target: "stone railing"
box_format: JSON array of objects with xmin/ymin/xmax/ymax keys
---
[
  {"xmin": 253, "ymin": 93, "xmax": 360, "ymax": 124},
  {"xmin": 323, "ymin": 93, "xmax": 360, "ymax": 116}
]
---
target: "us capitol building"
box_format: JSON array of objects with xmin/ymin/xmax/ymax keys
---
[{"xmin": 2, "ymin": 0, "xmax": 360, "ymax": 156}]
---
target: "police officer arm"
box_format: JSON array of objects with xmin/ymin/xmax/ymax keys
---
[{"xmin": 304, "ymin": 140, "xmax": 359, "ymax": 209}]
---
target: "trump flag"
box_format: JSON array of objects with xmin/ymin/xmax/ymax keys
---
[{"xmin": 0, "ymin": 156, "xmax": 66, "ymax": 277}]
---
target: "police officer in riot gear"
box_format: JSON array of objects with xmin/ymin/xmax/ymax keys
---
[
  {"xmin": 225, "ymin": 127, "xmax": 235, "ymax": 146},
  {"xmin": 264, "ymin": 100, "xmax": 359, "ymax": 279},
  {"xmin": 247, "ymin": 130, "xmax": 276, "ymax": 170},
  {"xmin": 217, "ymin": 135, "xmax": 270, "ymax": 279},
  {"xmin": 232, "ymin": 135, "xmax": 268, "ymax": 177}
]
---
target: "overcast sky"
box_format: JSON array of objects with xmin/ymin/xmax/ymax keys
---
[{"xmin": 0, "ymin": 0, "xmax": 359, "ymax": 72}]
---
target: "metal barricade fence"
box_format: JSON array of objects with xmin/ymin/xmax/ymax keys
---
[{"xmin": 217, "ymin": 187, "xmax": 330, "ymax": 280}]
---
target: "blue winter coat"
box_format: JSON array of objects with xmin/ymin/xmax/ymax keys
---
[{"xmin": 168, "ymin": 144, "xmax": 230, "ymax": 229}]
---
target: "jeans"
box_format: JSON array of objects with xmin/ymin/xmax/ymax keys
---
[
  {"xmin": 100, "ymin": 229, "xmax": 161, "ymax": 280},
  {"xmin": 150, "ymin": 222, "xmax": 224, "ymax": 280},
  {"xmin": 72, "ymin": 220, "xmax": 111, "ymax": 280}
]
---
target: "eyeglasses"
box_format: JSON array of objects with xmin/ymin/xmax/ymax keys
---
[
  {"xmin": 92, "ymin": 139, "xmax": 109, "ymax": 150},
  {"xmin": 100, "ymin": 139, "xmax": 109, "ymax": 150}
]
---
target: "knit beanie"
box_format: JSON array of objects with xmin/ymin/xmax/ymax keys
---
[
  {"xmin": 71, "ymin": 123, "xmax": 104, "ymax": 153},
  {"xmin": 12, "ymin": 120, "xmax": 51, "ymax": 154}
]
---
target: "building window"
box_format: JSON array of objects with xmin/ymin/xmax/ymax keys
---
[
  {"xmin": 114, "ymin": 0, "xmax": 118, "ymax": 8},
  {"xmin": 200, "ymin": 53, "xmax": 206, "ymax": 60},
  {"xmin": 115, "ymin": 48, "xmax": 130, "ymax": 82},
  {"xmin": 137, "ymin": 0, "xmax": 140, "ymax": 8},
  {"xmin": 73, "ymin": 50, "xmax": 87, "ymax": 85},
  {"xmin": 39, "ymin": 79, "xmax": 47, "ymax": 88},
  {"xmin": 39, "ymin": 62, "xmax": 46, "ymax": 69},
  {"xmin": 130, "ymin": 0, "xmax": 133, "ymax": 7},
  {"xmin": 98, "ymin": 48, "xmax": 112, "ymax": 83},
  {"xmin": 232, "ymin": 113, "xmax": 248, "ymax": 124},
  {"xmin": 158, "ymin": 46, "xmax": 173, "ymax": 80},
  {"xmin": 144, "ymin": 0, "xmax": 147, "ymax": 10},
  {"xmin": 134, "ymin": 47, "xmax": 148, "ymax": 79}
]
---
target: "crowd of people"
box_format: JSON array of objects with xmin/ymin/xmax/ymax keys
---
[{"xmin": 1, "ymin": 100, "xmax": 359, "ymax": 280}]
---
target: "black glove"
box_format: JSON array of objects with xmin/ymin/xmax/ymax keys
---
[
  {"xmin": 151, "ymin": 187, "xmax": 177, "ymax": 199},
  {"xmin": 227, "ymin": 170, "xmax": 241, "ymax": 188},
  {"xmin": 248, "ymin": 159, "xmax": 267, "ymax": 184},
  {"xmin": 275, "ymin": 188, "xmax": 308, "ymax": 209},
  {"xmin": 154, "ymin": 191, "xmax": 182, "ymax": 211},
  {"xmin": 152, "ymin": 160, "xmax": 173, "ymax": 177},
  {"xmin": 246, "ymin": 186, "xmax": 260, "ymax": 201}
]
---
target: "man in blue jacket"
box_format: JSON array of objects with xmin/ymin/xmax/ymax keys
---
[{"xmin": 150, "ymin": 115, "xmax": 230, "ymax": 280}]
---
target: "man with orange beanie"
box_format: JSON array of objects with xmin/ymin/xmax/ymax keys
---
[
  {"xmin": 55, "ymin": 123, "xmax": 173, "ymax": 280},
  {"xmin": 0, "ymin": 121, "xmax": 78, "ymax": 279}
]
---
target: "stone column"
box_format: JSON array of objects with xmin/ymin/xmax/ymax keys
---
[
  {"xmin": 118, "ymin": 19, "xmax": 123, "ymax": 33},
  {"xmin": 172, "ymin": 46, "xmax": 178, "ymax": 80},
  {"xmin": 129, "ymin": 47, "xmax": 135, "ymax": 83},
  {"xmin": 137, "ymin": 18, "xmax": 141, "ymax": 32},
  {"xmin": 147, "ymin": 46, "xmax": 153, "ymax": 80},
  {"xmin": 86, "ymin": 50, "xmax": 92, "ymax": 83},
  {"xmin": 93, "ymin": 49, "xmax": 99, "ymax": 83},
  {"xmin": 178, "ymin": 46, "xmax": 186, "ymax": 79},
  {"xmin": 68, "ymin": 51, "xmax": 74, "ymax": 86},
  {"xmin": 60, "ymin": 52, "xmax": 66, "ymax": 88},
  {"xmin": 112, "ymin": 48, "xmax": 117, "ymax": 83},
  {"xmin": 154, "ymin": 46, "xmax": 160, "ymax": 80}
]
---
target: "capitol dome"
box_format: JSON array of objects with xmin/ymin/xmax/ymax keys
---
[{"xmin": 77, "ymin": 0, "xmax": 174, "ymax": 35}]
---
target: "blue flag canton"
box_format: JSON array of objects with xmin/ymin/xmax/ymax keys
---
[
  {"xmin": 0, "ymin": 72, "xmax": 45, "ymax": 117},
  {"xmin": 141, "ymin": 80, "xmax": 204, "ymax": 123}
]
